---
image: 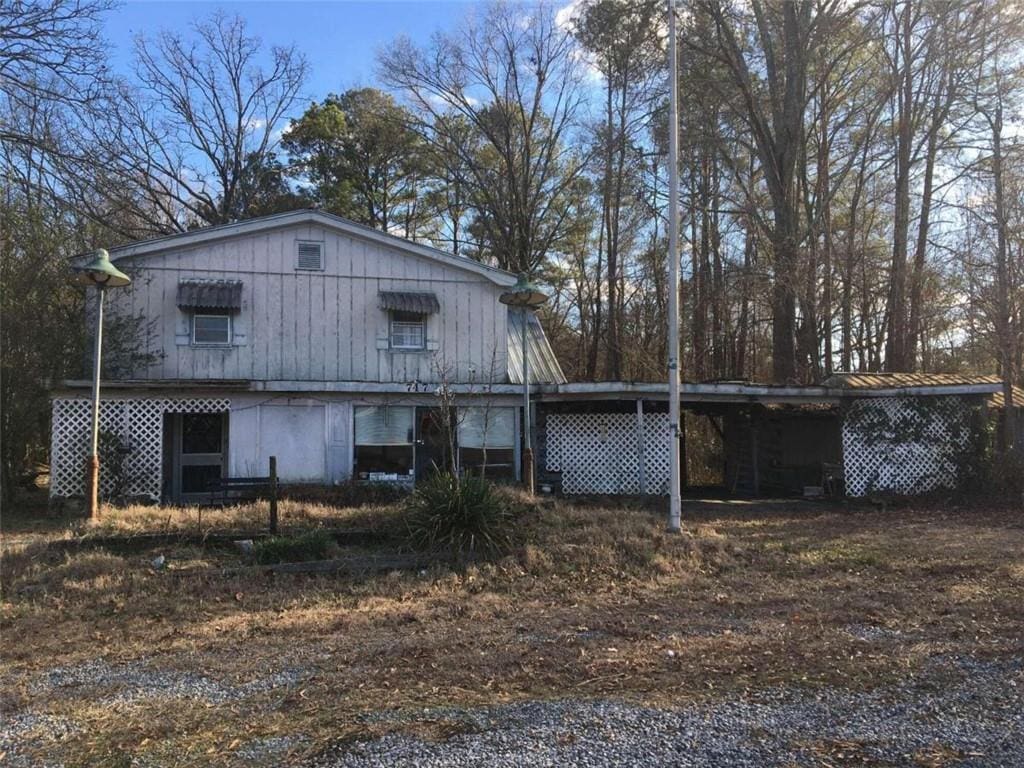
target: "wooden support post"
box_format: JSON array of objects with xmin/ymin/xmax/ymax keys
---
[
  {"xmin": 635, "ymin": 399, "xmax": 647, "ymax": 494},
  {"xmin": 750, "ymin": 415, "xmax": 760, "ymax": 496},
  {"xmin": 680, "ymin": 410, "xmax": 688, "ymax": 491},
  {"xmin": 523, "ymin": 448, "xmax": 535, "ymax": 495},
  {"xmin": 269, "ymin": 455, "xmax": 279, "ymax": 534}
]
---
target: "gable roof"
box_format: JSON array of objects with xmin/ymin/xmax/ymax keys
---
[{"xmin": 104, "ymin": 209, "xmax": 517, "ymax": 287}]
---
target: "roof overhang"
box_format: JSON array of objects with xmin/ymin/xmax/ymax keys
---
[
  {"xmin": 56, "ymin": 379, "xmax": 526, "ymax": 396},
  {"xmin": 90, "ymin": 209, "xmax": 516, "ymax": 287},
  {"xmin": 535, "ymin": 381, "xmax": 1003, "ymax": 404},
  {"xmin": 54, "ymin": 379, "xmax": 1002, "ymax": 402}
]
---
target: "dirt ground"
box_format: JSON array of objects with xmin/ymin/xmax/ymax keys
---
[{"xmin": 1, "ymin": 493, "xmax": 1022, "ymax": 766}]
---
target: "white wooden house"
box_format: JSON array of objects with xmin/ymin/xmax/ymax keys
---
[{"xmin": 50, "ymin": 210, "xmax": 565, "ymax": 504}]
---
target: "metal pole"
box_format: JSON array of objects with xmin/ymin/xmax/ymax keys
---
[
  {"xmin": 666, "ymin": 0, "xmax": 682, "ymax": 532},
  {"xmin": 87, "ymin": 285, "xmax": 106, "ymax": 520},
  {"xmin": 522, "ymin": 308, "xmax": 535, "ymax": 494}
]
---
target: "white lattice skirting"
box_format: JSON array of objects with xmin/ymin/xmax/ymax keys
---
[
  {"xmin": 50, "ymin": 397, "xmax": 230, "ymax": 500},
  {"xmin": 546, "ymin": 412, "xmax": 670, "ymax": 495},
  {"xmin": 842, "ymin": 396, "xmax": 972, "ymax": 497}
]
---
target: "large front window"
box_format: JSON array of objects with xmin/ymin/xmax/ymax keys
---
[
  {"xmin": 354, "ymin": 406, "xmax": 414, "ymax": 480},
  {"xmin": 458, "ymin": 407, "xmax": 516, "ymax": 479}
]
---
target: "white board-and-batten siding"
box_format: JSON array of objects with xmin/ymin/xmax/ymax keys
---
[{"xmin": 107, "ymin": 222, "xmax": 509, "ymax": 384}]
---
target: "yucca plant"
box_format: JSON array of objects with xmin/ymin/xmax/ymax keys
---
[{"xmin": 404, "ymin": 471, "xmax": 516, "ymax": 561}]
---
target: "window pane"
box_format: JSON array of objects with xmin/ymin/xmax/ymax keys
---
[
  {"xmin": 392, "ymin": 310, "xmax": 423, "ymax": 322},
  {"xmin": 355, "ymin": 445, "xmax": 414, "ymax": 479},
  {"xmin": 391, "ymin": 321, "xmax": 424, "ymax": 349},
  {"xmin": 181, "ymin": 464, "xmax": 221, "ymax": 493},
  {"xmin": 459, "ymin": 447, "xmax": 515, "ymax": 480},
  {"xmin": 458, "ymin": 407, "xmax": 515, "ymax": 448},
  {"xmin": 181, "ymin": 414, "xmax": 223, "ymax": 454},
  {"xmin": 194, "ymin": 314, "xmax": 230, "ymax": 344},
  {"xmin": 354, "ymin": 406, "xmax": 414, "ymax": 445}
]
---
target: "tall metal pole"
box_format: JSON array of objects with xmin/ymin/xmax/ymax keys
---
[
  {"xmin": 522, "ymin": 308, "xmax": 535, "ymax": 494},
  {"xmin": 87, "ymin": 285, "xmax": 106, "ymax": 520},
  {"xmin": 666, "ymin": 0, "xmax": 682, "ymax": 532}
]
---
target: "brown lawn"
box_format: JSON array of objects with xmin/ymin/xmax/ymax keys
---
[{"xmin": 1, "ymin": 492, "xmax": 1022, "ymax": 766}]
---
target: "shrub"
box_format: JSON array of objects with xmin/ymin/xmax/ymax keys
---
[
  {"xmin": 253, "ymin": 530, "xmax": 336, "ymax": 564},
  {"xmin": 404, "ymin": 472, "xmax": 517, "ymax": 561}
]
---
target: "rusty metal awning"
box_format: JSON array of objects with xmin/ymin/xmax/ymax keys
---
[
  {"xmin": 378, "ymin": 291, "xmax": 440, "ymax": 314},
  {"xmin": 176, "ymin": 280, "xmax": 243, "ymax": 311}
]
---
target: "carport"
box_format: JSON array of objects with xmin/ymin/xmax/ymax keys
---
[{"xmin": 534, "ymin": 375, "xmax": 1000, "ymax": 498}]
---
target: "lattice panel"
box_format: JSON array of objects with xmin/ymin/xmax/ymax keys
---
[
  {"xmin": 842, "ymin": 396, "xmax": 972, "ymax": 497},
  {"xmin": 50, "ymin": 397, "xmax": 230, "ymax": 500},
  {"xmin": 546, "ymin": 412, "xmax": 670, "ymax": 495}
]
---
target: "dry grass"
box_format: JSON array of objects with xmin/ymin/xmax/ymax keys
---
[{"xmin": 2, "ymin": 494, "xmax": 1023, "ymax": 766}]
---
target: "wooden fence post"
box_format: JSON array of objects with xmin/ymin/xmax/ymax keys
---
[
  {"xmin": 269, "ymin": 455, "xmax": 278, "ymax": 534},
  {"xmin": 635, "ymin": 399, "xmax": 647, "ymax": 495}
]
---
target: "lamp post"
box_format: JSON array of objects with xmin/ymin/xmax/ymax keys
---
[
  {"xmin": 71, "ymin": 249, "xmax": 131, "ymax": 520},
  {"xmin": 500, "ymin": 273, "xmax": 548, "ymax": 495}
]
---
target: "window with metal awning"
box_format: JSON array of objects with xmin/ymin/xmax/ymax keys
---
[
  {"xmin": 177, "ymin": 280, "xmax": 243, "ymax": 347},
  {"xmin": 379, "ymin": 291, "xmax": 439, "ymax": 351}
]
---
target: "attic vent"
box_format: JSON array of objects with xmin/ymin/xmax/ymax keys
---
[{"xmin": 296, "ymin": 241, "xmax": 324, "ymax": 271}]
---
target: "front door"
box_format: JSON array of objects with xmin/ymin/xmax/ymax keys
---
[
  {"xmin": 170, "ymin": 412, "xmax": 227, "ymax": 502},
  {"xmin": 414, "ymin": 407, "xmax": 451, "ymax": 481}
]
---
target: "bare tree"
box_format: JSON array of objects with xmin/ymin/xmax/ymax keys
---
[
  {"xmin": 116, "ymin": 12, "xmax": 308, "ymax": 229},
  {"xmin": 968, "ymin": 0, "xmax": 1023, "ymax": 451},
  {"xmin": 571, "ymin": 0, "xmax": 663, "ymax": 379},
  {"xmin": 0, "ymin": 0, "xmax": 114, "ymax": 149},
  {"xmin": 688, "ymin": 0, "xmax": 842, "ymax": 382},
  {"xmin": 378, "ymin": 2, "xmax": 587, "ymax": 275}
]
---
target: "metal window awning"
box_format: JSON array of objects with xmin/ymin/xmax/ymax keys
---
[
  {"xmin": 176, "ymin": 280, "xmax": 243, "ymax": 311},
  {"xmin": 378, "ymin": 291, "xmax": 440, "ymax": 314}
]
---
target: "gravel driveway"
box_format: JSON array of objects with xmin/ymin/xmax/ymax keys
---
[
  {"xmin": 308, "ymin": 654, "xmax": 1024, "ymax": 768},
  {"xmin": 3, "ymin": 653, "xmax": 1021, "ymax": 766}
]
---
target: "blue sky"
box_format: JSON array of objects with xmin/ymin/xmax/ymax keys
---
[{"xmin": 103, "ymin": 1, "xmax": 478, "ymax": 103}]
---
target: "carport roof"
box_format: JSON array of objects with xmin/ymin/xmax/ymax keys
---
[
  {"xmin": 536, "ymin": 378, "xmax": 1002, "ymax": 404},
  {"xmin": 823, "ymin": 372, "xmax": 1002, "ymax": 389}
]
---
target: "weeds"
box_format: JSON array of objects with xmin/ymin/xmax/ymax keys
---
[
  {"xmin": 2, "ymin": 496, "xmax": 1022, "ymax": 768},
  {"xmin": 253, "ymin": 531, "xmax": 337, "ymax": 564},
  {"xmin": 404, "ymin": 473, "xmax": 518, "ymax": 560}
]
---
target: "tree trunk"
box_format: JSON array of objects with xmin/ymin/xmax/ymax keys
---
[
  {"xmin": 885, "ymin": 0, "xmax": 913, "ymax": 371},
  {"xmin": 991, "ymin": 99, "xmax": 1016, "ymax": 452},
  {"xmin": 771, "ymin": 221, "xmax": 799, "ymax": 382}
]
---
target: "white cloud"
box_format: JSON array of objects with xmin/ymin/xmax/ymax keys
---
[{"xmin": 555, "ymin": 0, "xmax": 583, "ymax": 31}]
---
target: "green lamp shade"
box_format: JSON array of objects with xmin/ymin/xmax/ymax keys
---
[
  {"xmin": 499, "ymin": 272, "xmax": 548, "ymax": 308},
  {"xmin": 72, "ymin": 248, "xmax": 131, "ymax": 288}
]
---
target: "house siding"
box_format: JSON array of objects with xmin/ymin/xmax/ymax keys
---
[{"xmin": 107, "ymin": 221, "xmax": 509, "ymax": 385}]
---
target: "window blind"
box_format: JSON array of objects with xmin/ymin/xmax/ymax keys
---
[
  {"xmin": 458, "ymin": 407, "xmax": 515, "ymax": 449},
  {"xmin": 354, "ymin": 406, "xmax": 414, "ymax": 445}
]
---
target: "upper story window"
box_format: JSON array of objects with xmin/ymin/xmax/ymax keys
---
[
  {"xmin": 390, "ymin": 311, "xmax": 426, "ymax": 350},
  {"xmin": 378, "ymin": 291, "xmax": 439, "ymax": 352},
  {"xmin": 296, "ymin": 241, "xmax": 324, "ymax": 271},
  {"xmin": 192, "ymin": 313, "xmax": 232, "ymax": 346},
  {"xmin": 176, "ymin": 279, "xmax": 242, "ymax": 348}
]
